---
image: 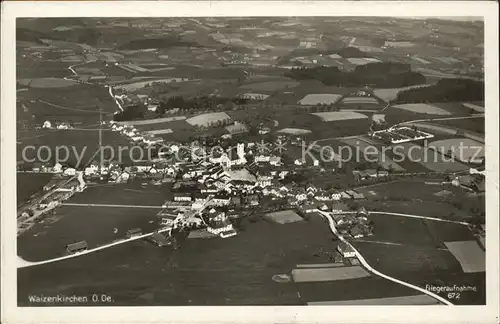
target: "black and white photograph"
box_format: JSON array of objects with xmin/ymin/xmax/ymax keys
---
[{"xmin": 1, "ymin": 1, "xmax": 499, "ymax": 323}]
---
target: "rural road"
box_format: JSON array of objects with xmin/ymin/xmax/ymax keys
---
[
  {"xmin": 17, "ymin": 226, "xmax": 173, "ymax": 269},
  {"xmin": 316, "ymin": 209, "xmax": 454, "ymax": 305},
  {"xmin": 18, "ymin": 197, "xmax": 214, "ymax": 269},
  {"xmin": 368, "ymin": 211, "xmax": 470, "ymax": 225},
  {"xmin": 61, "ymin": 203, "xmax": 163, "ymax": 209}
]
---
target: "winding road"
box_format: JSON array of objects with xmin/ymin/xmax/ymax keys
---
[
  {"xmin": 18, "ymin": 196, "xmax": 214, "ymax": 269},
  {"xmin": 316, "ymin": 209, "xmax": 454, "ymax": 305}
]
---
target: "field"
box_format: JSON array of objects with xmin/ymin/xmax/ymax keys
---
[
  {"xmin": 239, "ymin": 80, "xmax": 299, "ymax": 91},
  {"xmin": 17, "ymin": 205, "xmax": 161, "ymax": 262},
  {"xmin": 118, "ymin": 116, "xmax": 187, "ymax": 126},
  {"xmin": 353, "ymin": 242, "xmax": 463, "ymax": 282},
  {"xmin": 391, "ymin": 103, "xmax": 452, "ymax": 116},
  {"xmin": 291, "ymin": 266, "xmax": 370, "ymax": 282},
  {"xmin": 308, "ymin": 294, "xmax": 439, "ymax": 305},
  {"xmin": 17, "ymin": 83, "xmax": 118, "ymax": 125},
  {"xmin": 17, "ymin": 182, "xmax": 171, "ymax": 261},
  {"xmin": 340, "ymin": 96, "xmax": 379, "ymax": 105},
  {"xmin": 18, "ymin": 213, "xmax": 348, "ymax": 306},
  {"xmin": 373, "ymin": 84, "xmax": 431, "ymax": 102},
  {"xmin": 462, "ymin": 102, "xmax": 484, "ymax": 113},
  {"xmin": 360, "ymin": 213, "xmax": 441, "ymax": 247},
  {"xmin": 296, "ymin": 275, "xmax": 419, "ymax": 304},
  {"xmin": 430, "ymin": 118, "xmax": 485, "ymax": 135},
  {"xmin": 339, "ymin": 137, "xmax": 406, "ymax": 171},
  {"xmin": 18, "ymin": 129, "xmax": 134, "ymax": 167},
  {"xmin": 428, "ymin": 138, "xmax": 484, "ymax": 162},
  {"xmin": 115, "ymin": 78, "xmax": 195, "ymax": 91},
  {"xmin": 186, "ymin": 112, "xmax": 231, "ymax": 126},
  {"xmin": 444, "ymin": 241, "xmax": 485, "ymax": 273},
  {"xmin": 312, "ymin": 111, "xmax": 368, "ymax": 122},
  {"xmin": 18, "ymin": 77, "xmax": 79, "ymax": 88},
  {"xmin": 346, "ymin": 58, "xmax": 381, "ymax": 65},
  {"xmin": 357, "ymin": 180, "xmax": 465, "ymax": 204},
  {"xmin": 266, "ymin": 210, "xmax": 303, "ymax": 224},
  {"xmin": 395, "ymin": 142, "xmax": 469, "ymax": 172},
  {"xmin": 276, "ymin": 128, "xmax": 311, "ymax": 135},
  {"xmin": 298, "ymin": 94, "xmax": 342, "ymax": 105},
  {"xmin": 144, "ymin": 129, "xmax": 174, "ymax": 135}
]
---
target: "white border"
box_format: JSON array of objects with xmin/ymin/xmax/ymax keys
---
[{"xmin": 1, "ymin": 2, "xmax": 499, "ymax": 323}]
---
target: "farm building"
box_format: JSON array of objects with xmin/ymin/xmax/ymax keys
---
[
  {"xmin": 173, "ymin": 193, "xmax": 193, "ymax": 202},
  {"xmin": 66, "ymin": 241, "xmax": 88, "ymax": 254},
  {"xmin": 337, "ymin": 242, "xmax": 356, "ymax": 258}
]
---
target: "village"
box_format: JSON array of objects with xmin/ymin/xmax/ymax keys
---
[{"xmin": 17, "ymin": 116, "xmax": 486, "ymax": 255}]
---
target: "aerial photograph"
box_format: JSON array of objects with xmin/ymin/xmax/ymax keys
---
[{"xmin": 16, "ymin": 17, "xmax": 486, "ymax": 306}]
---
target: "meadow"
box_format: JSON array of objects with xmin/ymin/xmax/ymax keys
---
[
  {"xmin": 391, "ymin": 103, "xmax": 452, "ymax": 116},
  {"xmin": 312, "ymin": 111, "xmax": 368, "ymax": 122}
]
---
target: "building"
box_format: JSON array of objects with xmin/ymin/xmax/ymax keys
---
[
  {"xmin": 63, "ymin": 168, "xmax": 76, "ymax": 176},
  {"xmin": 66, "ymin": 241, "xmax": 88, "ymax": 254},
  {"xmin": 238, "ymin": 93, "xmax": 270, "ymax": 100},
  {"xmin": 337, "ymin": 242, "xmax": 356, "ymax": 258},
  {"xmin": 146, "ymin": 232, "xmax": 172, "ymax": 247},
  {"xmin": 255, "ymin": 154, "xmax": 271, "ymax": 163},
  {"xmin": 173, "ymin": 193, "xmax": 192, "ymax": 202},
  {"xmin": 314, "ymin": 191, "xmax": 331, "ymax": 201},
  {"xmin": 126, "ymin": 228, "xmax": 143, "ymax": 238},
  {"xmin": 331, "ymin": 192, "xmax": 341, "ymax": 200},
  {"xmin": 143, "ymin": 137, "xmax": 164, "ymax": 145}
]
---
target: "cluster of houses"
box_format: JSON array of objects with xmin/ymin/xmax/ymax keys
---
[
  {"xmin": 333, "ymin": 207, "xmax": 374, "ymax": 239},
  {"xmin": 110, "ymin": 122, "xmax": 165, "ymax": 146}
]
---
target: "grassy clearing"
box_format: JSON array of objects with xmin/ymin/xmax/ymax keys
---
[
  {"xmin": 291, "ymin": 266, "xmax": 370, "ymax": 282},
  {"xmin": 392, "ymin": 103, "xmax": 452, "ymax": 116},
  {"xmin": 444, "ymin": 241, "xmax": 485, "ymax": 273},
  {"xmin": 312, "ymin": 111, "xmax": 368, "ymax": 122}
]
